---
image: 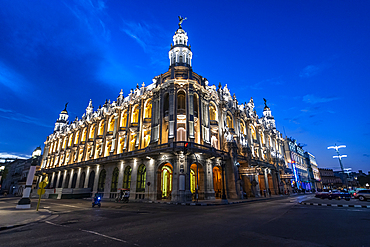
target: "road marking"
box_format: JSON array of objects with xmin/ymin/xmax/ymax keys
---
[
  {"xmin": 44, "ymin": 221, "xmax": 135, "ymax": 245},
  {"xmin": 47, "ymin": 202, "xmax": 84, "ymax": 209}
]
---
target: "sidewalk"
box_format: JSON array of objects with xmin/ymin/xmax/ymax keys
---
[
  {"xmin": 144, "ymin": 193, "xmax": 299, "ymax": 206},
  {"xmin": 0, "ymin": 196, "xmax": 51, "ymax": 231}
]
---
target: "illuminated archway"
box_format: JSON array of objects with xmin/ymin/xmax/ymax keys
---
[
  {"xmin": 108, "ymin": 116, "xmax": 115, "ymax": 132},
  {"xmin": 160, "ymin": 164, "xmax": 173, "ymax": 199},
  {"xmin": 213, "ymin": 166, "xmax": 222, "ymax": 198}
]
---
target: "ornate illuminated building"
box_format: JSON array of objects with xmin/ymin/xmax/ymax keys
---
[{"xmin": 38, "ymin": 19, "xmax": 289, "ymax": 201}]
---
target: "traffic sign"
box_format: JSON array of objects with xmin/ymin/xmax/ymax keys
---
[
  {"xmin": 37, "ymin": 188, "xmax": 46, "ymax": 196},
  {"xmin": 39, "ymin": 181, "xmax": 48, "ymax": 189}
]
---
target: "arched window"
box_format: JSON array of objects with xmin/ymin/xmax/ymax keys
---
[
  {"xmin": 110, "ymin": 167, "xmax": 119, "ymax": 192},
  {"xmin": 79, "ymin": 172, "xmax": 85, "ymax": 188},
  {"xmin": 64, "ymin": 173, "xmax": 70, "ymax": 188},
  {"xmin": 226, "ymin": 114, "xmax": 233, "ymax": 129},
  {"xmin": 209, "ymin": 103, "xmax": 217, "ymax": 121},
  {"xmin": 74, "ymin": 131, "xmax": 80, "ymax": 144},
  {"xmin": 58, "ymin": 174, "xmax": 64, "ymax": 188},
  {"xmin": 144, "ymin": 100, "xmax": 152, "ymax": 119},
  {"xmin": 193, "ymin": 94, "xmax": 198, "ymax": 117},
  {"xmin": 71, "ymin": 173, "xmax": 77, "ymax": 188},
  {"xmin": 163, "ymin": 93, "xmax": 169, "ymax": 117},
  {"xmin": 62, "ymin": 137, "xmax": 67, "ymax": 149},
  {"xmin": 178, "ymin": 91, "xmax": 185, "ymax": 112},
  {"xmin": 108, "ymin": 116, "xmax": 115, "ymax": 132},
  {"xmin": 98, "ymin": 120, "xmax": 105, "ymax": 136},
  {"xmin": 260, "ymin": 131, "xmax": 265, "ymax": 144},
  {"xmin": 121, "ymin": 110, "xmax": 127, "ymax": 127},
  {"xmin": 136, "ymin": 164, "xmax": 146, "ymax": 192},
  {"xmin": 240, "ymin": 121, "xmax": 246, "ymax": 135},
  {"xmin": 98, "ymin": 169, "xmax": 106, "ymax": 192},
  {"xmin": 82, "ymin": 128, "xmax": 87, "ymax": 142},
  {"xmin": 123, "ymin": 166, "xmax": 132, "ymax": 189},
  {"xmin": 88, "ymin": 171, "xmax": 95, "ymax": 191},
  {"xmin": 132, "ymin": 105, "xmax": 139, "ymax": 123},
  {"xmin": 68, "ymin": 134, "xmax": 73, "ymax": 147},
  {"xmin": 89, "ymin": 124, "xmax": 95, "ymax": 139},
  {"xmin": 250, "ymin": 125, "xmax": 257, "ymax": 140}
]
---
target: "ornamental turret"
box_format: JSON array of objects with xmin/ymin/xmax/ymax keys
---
[
  {"xmin": 168, "ymin": 16, "xmax": 193, "ymax": 68},
  {"xmin": 262, "ymin": 98, "xmax": 276, "ymax": 129},
  {"xmin": 54, "ymin": 103, "xmax": 69, "ymax": 131}
]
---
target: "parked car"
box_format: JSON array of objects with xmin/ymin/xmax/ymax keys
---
[
  {"xmin": 354, "ymin": 190, "xmax": 370, "ymax": 201},
  {"xmin": 315, "ymin": 190, "xmax": 330, "ymax": 199},
  {"xmin": 328, "ymin": 191, "xmax": 351, "ymax": 201},
  {"xmin": 315, "ymin": 190, "xmax": 350, "ymax": 200}
]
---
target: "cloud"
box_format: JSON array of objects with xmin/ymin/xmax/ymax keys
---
[
  {"xmin": 249, "ymin": 77, "xmax": 285, "ymax": 90},
  {"xmin": 120, "ymin": 19, "xmax": 169, "ymax": 67},
  {"xmin": 0, "ymin": 61, "xmax": 28, "ymax": 93},
  {"xmin": 299, "ymin": 65, "xmax": 321, "ymax": 78},
  {"xmin": 0, "ymin": 152, "xmax": 30, "ymax": 160},
  {"xmin": 303, "ymin": 94, "xmax": 339, "ymax": 104},
  {"xmin": 0, "ymin": 108, "xmax": 52, "ymax": 128},
  {"xmin": 363, "ymin": 154, "xmax": 370, "ymax": 158}
]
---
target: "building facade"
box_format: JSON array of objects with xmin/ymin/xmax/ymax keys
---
[
  {"xmin": 305, "ymin": 152, "xmax": 322, "ymax": 190},
  {"xmin": 38, "ymin": 21, "xmax": 288, "ymax": 202}
]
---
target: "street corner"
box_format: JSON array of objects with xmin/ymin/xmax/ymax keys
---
[{"xmin": 0, "ymin": 200, "xmax": 52, "ymax": 231}]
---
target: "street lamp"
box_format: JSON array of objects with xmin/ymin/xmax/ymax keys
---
[
  {"xmin": 328, "ymin": 144, "xmax": 348, "ymax": 189},
  {"xmin": 16, "ymin": 147, "xmax": 42, "ymax": 209}
]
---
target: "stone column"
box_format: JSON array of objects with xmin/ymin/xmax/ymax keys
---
[{"xmin": 264, "ymin": 169, "xmax": 270, "ymax": 196}]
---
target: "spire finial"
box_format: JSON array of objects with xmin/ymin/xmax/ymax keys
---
[
  {"xmin": 64, "ymin": 102, "xmax": 68, "ymax": 111},
  {"xmin": 178, "ymin": 16, "xmax": 187, "ymax": 29},
  {"xmin": 263, "ymin": 98, "xmax": 269, "ymax": 109}
]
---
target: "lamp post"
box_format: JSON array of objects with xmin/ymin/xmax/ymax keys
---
[
  {"xmin": 327, "ymin": 144, "xmax": 348, "ymax": 189},
  {"xmin": 220, "ymin": 157, "xmax": 228, "ymax": 204},
  {"xmin": 16, "ymin": 147, "xmax": 42, "ymax": 209}
]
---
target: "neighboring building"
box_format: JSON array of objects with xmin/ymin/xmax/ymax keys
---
[
  {"xmin": 38, "ymin": 20, "xmax": 288, "ymax": 202},
  {"xmin": 319, "ymin": 168, "xmax": 342, "ymax": 189},
  {"xmin": 305, "ymin": 152, "xmax": 322, "ymax": 190},
  {"xmin": 283, "ymin": 138, "xmax": 312, "ymax": 191},
  {"xmin": 1, "ymin": 157, "xmax": 41, "ymax": 195}
]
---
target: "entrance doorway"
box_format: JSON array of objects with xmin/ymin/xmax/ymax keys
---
[
  {"xmin": 160, "ymin": 163, "xmax": 173, "ymax": 199},
  {"xmin": 212, "ymin": 166, "xmax": 222, "ymax": 198}
]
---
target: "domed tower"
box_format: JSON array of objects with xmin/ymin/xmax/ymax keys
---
[
  {"xmin": 262, "ymin": 98, "xmax": 276, "ymax": 129},
  {"xmin": 54, "ymin": 103, "xmax": 69, "ymax": 131},
  {"xmin": 168, "ymin": 16, "xmax": 194, "ymax": 79}
]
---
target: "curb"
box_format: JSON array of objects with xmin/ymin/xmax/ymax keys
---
[
  {"xmin": 0, "ymin": 210, "xmax": 52, "ymax": 232},
  {"xmin": 299, "ymin": 202, "xmax": 370, "ymax": 209},
  {"xmin": 140, "ymin": 195, "xmax": 289, "ymax": 206}
]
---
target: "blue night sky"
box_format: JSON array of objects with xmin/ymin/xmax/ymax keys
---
[{"xmin": 0, "ymin": 1, "xmax": 369, "ymax": 172}]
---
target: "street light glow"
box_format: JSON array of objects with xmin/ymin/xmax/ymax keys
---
[
  {"xmin": 327, "ymin": 145, "xmax": 346, "ymax": 151},
  {"xmin": 333, "ymin": 155, "xmax": 347, "ymax": 159}
]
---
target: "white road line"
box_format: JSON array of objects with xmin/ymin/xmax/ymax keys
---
[
  {"xmin": 47, "ymin": 202, "xmax": 83, "ymax": 208},
  {"xmin": 44, "ymin": 221, "xmax": 133, "ymax": 245},
  {"xmin": 80, "ymin": 229, "xmax": 128, "ymax": 243},
  {"xmin": 354, "ymin": 205, "xmax": 361, "ymax": 208}
]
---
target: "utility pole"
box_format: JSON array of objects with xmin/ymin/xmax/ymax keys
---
[{"xmin": 327, "ymin": 144, "xmax": 348, "ymax": 189}]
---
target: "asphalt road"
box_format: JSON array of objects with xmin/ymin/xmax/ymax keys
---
[{"xmin": 1, "ymin": 195, "xmax": 369, "ymax": 247}]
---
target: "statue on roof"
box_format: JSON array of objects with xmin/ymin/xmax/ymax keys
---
[
  {"xmin": 263, "ymin": 98, "xmax": 268, "ymax": 108},
  {"xmin": 178, "ymin": 16, "xmax": 187, "ymax": 28},
  {"xmin": 64, "ymin": 102, "xmax": 68, "ymax": 111}
]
